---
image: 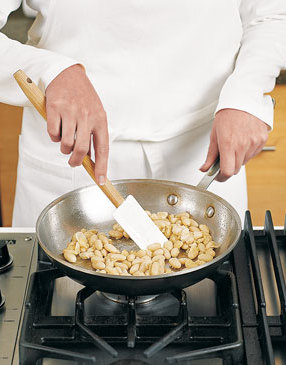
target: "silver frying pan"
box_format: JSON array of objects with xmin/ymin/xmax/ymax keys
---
[
  {"xmin": 13, "ymin": 70, "xmax": 241, "ymax": 296},
  {"xmin": 36, "ymin": 161, "xmax": 241, "ymax": 296}
]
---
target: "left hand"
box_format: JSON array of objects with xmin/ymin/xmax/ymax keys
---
[{"xmin": 200, "ymin": 109, "xmax": 269, "ymax": 182}]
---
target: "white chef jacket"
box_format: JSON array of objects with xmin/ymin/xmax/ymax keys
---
[{"xmin": 0, "ymin": 0, "xmax": 285, "ymax": 225}]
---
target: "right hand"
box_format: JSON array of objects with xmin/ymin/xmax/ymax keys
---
[
  {"xmin": 200, "ymin": 109, "xmax": 269, "ymax": 182},
  {"xmin": 45, "ymin": 64, "xmax": 109, "ymax": 185}
]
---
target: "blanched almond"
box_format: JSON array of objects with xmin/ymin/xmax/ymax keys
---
[
  {"xmin": 63, "ymin": 250, "xmax": 77, "ymax": 263},
  {"xmin": 169, "ymin": 258, "xmax": 181, "ymax": 269},
  {"xmin": 147, "ymin": 243, "xmax": 161, "ymax": 251},
  {"xmin": 104, "ymin": 243, "xmax": 120, "ymax": 253}
]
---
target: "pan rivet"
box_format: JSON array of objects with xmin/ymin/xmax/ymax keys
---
[
  {"xmin": 167, "ymin": 194, "xmax": 178, "ymax": 205},
  {"xmin": 206, "ymin": 206, "xmax": 215, "ymax": 218}
]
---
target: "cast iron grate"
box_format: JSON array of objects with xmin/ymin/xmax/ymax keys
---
[
  {"xmin": 19, "ymin": 267, "xmax": 243, "ymax": 364},
  {"xmin": 234, "ymin": 211, "xmax": 286, "ymax": 365},
  {"xmin": 18, "ymin": 211, "xmax": 286, "ymax": 364}
]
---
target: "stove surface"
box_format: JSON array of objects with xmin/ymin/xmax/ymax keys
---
[
  {"xmin": 0, "ymin": 233, "xmax": 36, "ymax": 365},
  {"xmin": 23, "ymin": 272, "xmax": 234, "ymax": 365},
  {"xmin": 1, "ymin": 212, "xmax": 286, "ymax": 365}
]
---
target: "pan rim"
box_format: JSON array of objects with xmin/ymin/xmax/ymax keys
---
[{"xmin": 36, "ymin": 178, "xmax": 242, "ymax": 281}]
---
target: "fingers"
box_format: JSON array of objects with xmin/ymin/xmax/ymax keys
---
[
  {"xmin": 68, "ymin": 121, "xmax": 91, "ymax": 167},
  {"xmin": 216, "ymin": 138, "xmax": 265, "ymax": 181},
  {"xmin": 201, "ymin": 110, "xmax": 270, "ymax": 183},
  {"xmin": 243, "ymin": 138, "xmax": 267, "ymax": 165},
  {"xmin": 202, "ymin": 131, "xmax": 243, "ymax": 182},
  {"xmin": 46, "ymin": 102, "xmax": 109, "ymax": 178},
  {"xmin": 60, "ymin": 113, "xmax": 76, "ymax": 155},
  {"xmin": 66, "ymin": 115, "xmax": 109, "ymax": 185},
  {"xmin": 216, "ymin": 144, "xmax": 236, "ymax": 182},
  {"xmin": 46, "ymin": 102, "xmax": 61, "ymax": 142},
  {"xmin": 200, "ymin": 131, "xmax": 219, "ymax": 172},
  {"xmin": 45, "ymin": 65, "xmax": 110, "ymax": 176},
  {"xmin": 234, "ymin": 150, "xmax": 245, "ymax": 175},
  {"xmin": 200, "ymin": 131, "xmax": 238, "ymax": 182},
  {"xmin": 93, "ymin": 123, "xmax": 109, "ymax": 185}
]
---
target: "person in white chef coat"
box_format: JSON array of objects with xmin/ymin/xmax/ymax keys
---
[{"xmin": 0, "ymin": 1, "xmax": 286, "ymax": 226}]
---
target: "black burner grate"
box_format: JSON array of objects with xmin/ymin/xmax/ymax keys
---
[
  {"xmin": 19, "ymin": 268, "xmax": 243, "ymax": 364},
  {"xmin": 19, "ymin": 211, "xmax": 286, "ymax": 364},
  {"xmin": 234, "ymin": 211, "xmax": 286, "ymax": 365}
]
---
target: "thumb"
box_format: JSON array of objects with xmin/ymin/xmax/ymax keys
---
[{"xmin": 200, "ymin": 132, "xmax": 219, "ymax": 172}]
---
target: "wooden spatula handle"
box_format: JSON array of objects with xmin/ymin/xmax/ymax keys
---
[
  {"xmin": 13, "ymin": 69, "xmax": 124, "ymax": 208},
  {"xmin": 81, "ymin": 156, "xmax": 124, "ymax": 207},
  {"xmin": 13, "ymin": 70, "xmax": 47, "ymax": 120}
]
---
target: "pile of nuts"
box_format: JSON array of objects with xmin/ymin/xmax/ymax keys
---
[{"xmin": 62, "ymin": 211, "xmax": 220, "ymax": 276}]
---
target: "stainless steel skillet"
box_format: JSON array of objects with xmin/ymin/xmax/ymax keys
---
[
  {"xmin": 36, "ymin": 160, "xmax": 242, "ymax": 296},
  {"xmin": 13, "ymin": 68, "xmax": 241, "ymax": 295}
]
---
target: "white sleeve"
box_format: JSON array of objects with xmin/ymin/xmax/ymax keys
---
[
  {"xmin": 0, "ymin": 1, "xmax": 79, "ymax": 107},
  {"xmin": 215, "ymin": 0, "xmax": 286, "ymax": 129}
]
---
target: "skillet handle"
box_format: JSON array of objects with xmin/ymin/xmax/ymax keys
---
[
  {"xmin": 196, "ymin": 157, "xmax": 220, "ymax": 190},
  {"xmin": 13, "ymin": 69, "xmax": 125, "ymax": 208}
]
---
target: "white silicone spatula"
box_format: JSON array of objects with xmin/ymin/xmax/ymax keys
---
[{"xmin": 13, "ymin": 70, "xmax": 167, "ymax": 249}]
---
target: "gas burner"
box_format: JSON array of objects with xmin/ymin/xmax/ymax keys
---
[
  {"xmin": 19, "ymin": 268, "xmax": 244, "ymax": 364},
  {"xmin": 100, "ymin": 292, "xmax": 159, "ymax": 304},
  {"xmin": 0, "ymin": 289, "xmax": 5, "ymax": 309},
  {"xmin": 0, "ymin": 240, "xmax": 13, "ymax": 273},
  {"xmin": 1, "ymin": 211, "xmax": 286, "ymax": 364}
]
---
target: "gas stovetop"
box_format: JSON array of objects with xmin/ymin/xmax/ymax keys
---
[
  {"xmin": 0, "ymin": 211, "xmax": 286, "ymax": 365},
  {"xmin": 0, "ymin": 230, "xmax": 36, "ymax": 365}
]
